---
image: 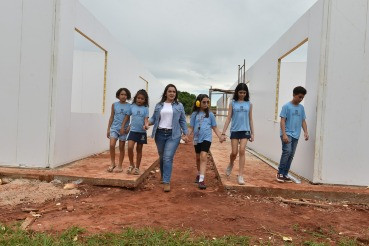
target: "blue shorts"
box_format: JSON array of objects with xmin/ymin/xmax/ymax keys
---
[
  {"xmin": 230, "ymin": 131, "xmax": 251, "ymax": 140},
  {"xmin": 127, "ymin": 131, "xmax": 147, "ymax": 144},
  {"xmin": 110, "ymin": 128, "xmax": 127, "ymax": 141}
]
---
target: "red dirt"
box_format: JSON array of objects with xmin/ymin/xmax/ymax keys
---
[{"xmin": 1, "ymin": 141, "xmax": 368, "ymax": 244}]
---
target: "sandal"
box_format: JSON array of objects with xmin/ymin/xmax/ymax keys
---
[{"xmin": 107, "ymin": 164, "xmax": 116, "ymax": 173}]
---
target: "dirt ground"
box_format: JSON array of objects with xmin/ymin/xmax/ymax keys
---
[{"xmin": 0, "ymin": 141, "xmax": 368, "ymax": 245}]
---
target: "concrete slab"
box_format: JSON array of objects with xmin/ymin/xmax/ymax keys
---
[
  {"xmin": 210, "ymin": 135, "xmax": 369, "ymax": 203},
  {"xmin": 0, "ymin": 138, "xmax": 159, "ymax": 188}
]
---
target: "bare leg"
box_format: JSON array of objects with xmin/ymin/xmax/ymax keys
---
[
  {"xmin": 229, "ymin": 139, "xmax": 239, "ymax": 166},
  {"xmin": 199, "ymin": 151, "xmax": 207, "ymax": 176},
  {"xmin": 136, "ymin": 144, "xmax": 143, "ymax": 168},
  {"xmin": 109, "ymin": 138, "xmax": 118, "ymax": 165},
  {"xmin": 117, "ymin": 141, "xmax": 125, "ymax": 172},
  {"xmin": 128, "ymin": 140, "xmax": 135, "ymax": 167},
  {"xmin": 196, "ymin": 153, "xmax": 200, "ymax": 172},
  {"xmin": 238, "ymin": 139, "xmax": 248, "ymax": 177}
]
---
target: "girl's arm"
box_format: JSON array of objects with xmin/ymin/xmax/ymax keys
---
[
  {"xmin": 144, "ymin": 117, "xmax": 150, "ymax": 130},
  {"xmin": 221, "ymin": 103, "xmax": 233, "ymax": 136},
  {"xmin": 212, "ymin": 126, "xmax": 224, "ymax": 143},
  {"xmin": 187, "ymin": 126, "xmax": 193, "ymax": 136},
  {"xmin": 249, "ymin": 103, "xmax": 255, "ymax": 142},
  {"xmin": 302, "ymin": 119, "xmax": 309, "ymax": 141},
  {"xmin": 107, "ymin": 104, "xmax": 115, "ymax": 138},
  {"xmin": 120, "ymin": 115, "xmax": 130, "ymax": 135}
]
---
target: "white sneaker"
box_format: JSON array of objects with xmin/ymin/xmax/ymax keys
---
[
  {"xmin": 238, "ymin": 175, "xmax": 245, "ymax": 185},
  {"xmin": 225, "ymin": 164, "xmax": 233, "ymax": 176}
]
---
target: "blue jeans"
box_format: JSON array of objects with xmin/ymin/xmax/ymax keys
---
[
  {"xmin": 278, "ymin": 136, "xmax": 299, "ymax": 176},
  {"xmin": 154, "ymin": 129, "xmax": 181, "ymax": 184}
]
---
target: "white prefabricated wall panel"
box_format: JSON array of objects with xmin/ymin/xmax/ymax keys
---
[
  {"xmin": 237, "ymin": 2, "xmax": 323, "ymax": 181},
  {"xmin": 0, "ymin": 0, "xmax": 22, "ymax": 165},
  {"xmin": 50, "ymin": 1, "xmax": 162, "ymax": 167},
  {"xmin": 318, "ymin": 0, "xmax": 369, "ymax": 186},
  {"xmin": 71, "ymin": 51, "xmax": 105, "ymax": 113},
  {"xmin": 0, "ymin": 0, "xmax": 55, "ymax": 167}
]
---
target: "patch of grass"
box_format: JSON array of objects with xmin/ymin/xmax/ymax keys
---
[{"xmin": 0, "ymin": 224, "xmax": 250, "ymax": 246}]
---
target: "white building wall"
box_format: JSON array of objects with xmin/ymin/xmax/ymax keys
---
[
  {"xmin": 240, "ymin": 2, "xmax": 323, "ymax": 181},
  {"xmin": 0, "ymin": 0, "xmax": 163, "ymax": 168},
  {"xmin": 316, "ymin": 0, "xmax": 369, "ymax": 185}
]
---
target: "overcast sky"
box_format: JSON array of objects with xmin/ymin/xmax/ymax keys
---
[{"xmin": 79, "ymin": 0, "xmax": 317, "ymax": 97}]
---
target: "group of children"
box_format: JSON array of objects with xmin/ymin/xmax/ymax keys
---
[{"xmin": 107, "ymin": 84, "xmax": 308, "ymax": 189}]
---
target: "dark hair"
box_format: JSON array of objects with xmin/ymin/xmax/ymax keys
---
[
  {"xmin": 293, "ymin": 86, "xmax": 307, "ymax": 95},
  {"xmin": 116, "ymin": 88, "xmax": 131, "ymax": 100},
  {"xmin": 192, "ymin": 94, "xmax": 210, "ymax": 118},
  {"xmin": 133, "ymin": 89, "xmax": 149, "ymax": 107},
  {"xmin": 160, "ymin": 84, "xmax": 178, "ymax": 103},
  {"xmin": 233, "ymin": 83, "xmax": 250, "ymax": 101}
]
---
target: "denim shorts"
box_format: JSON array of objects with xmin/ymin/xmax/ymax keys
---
[
  {"xmin": 110, "ymin": 129, "xmax": 127, "ymax": 141},
  {"xmin": 194, "ymin": 140, "xmax": 212, "ymax": 153},
  {"xmin": 127, "ymin": 131, "xmax": 147, "ymax": 144},
  {"xmin": 230, "ymin": 131, "xmax": 251, "ymax": 139}
]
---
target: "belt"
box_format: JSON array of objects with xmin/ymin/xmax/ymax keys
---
[{"xmin": 158, "ymin": 128, "xmax": 172, "ymax": 131}]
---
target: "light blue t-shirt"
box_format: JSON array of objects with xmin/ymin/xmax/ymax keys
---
[
  {"xmin": 230, "ymin": 100, "xmax": 251, "ymax": 132},
  {"xmin": 190, "ymin": 111, "xmax": 217, "ymax": 144},
  {"xmin": 111, "ymin": 102, "xmax": 130, "ymax": 131},
  {"xmin": 280, "ymin": 102, "xmax": 306, "ymax": 139},
  {"xmin": 127, "ymin": 104, "xmax": 149, "ymax": 133}
]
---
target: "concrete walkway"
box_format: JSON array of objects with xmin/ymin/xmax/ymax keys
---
[
  {"xmin": 210, "ymin": 135, "xmax": 369, "ymax": 203},
  {"xmin": 0, "ymin": 138, "xmax": 159, "ymax": 188}
]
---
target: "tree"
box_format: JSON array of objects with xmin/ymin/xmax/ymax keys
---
[{"xmin": 178, "ymin": 91, "xmax": 196, "ymax": 115}]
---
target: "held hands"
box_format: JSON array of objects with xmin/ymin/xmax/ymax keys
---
[
  {"xmin": 143, "ymin": 124, "xmax": 150, "ymax": 131},
  {"xmin": 304, "ymin": 132, "xmax": 309, "ymax": 141},
  {"xmin": 181, "ymin": 134, "xmax": 189, "ymax": 143},
  {"xmin": 219, "ymin": 134, "xmax": 226, "ymax": 143}
]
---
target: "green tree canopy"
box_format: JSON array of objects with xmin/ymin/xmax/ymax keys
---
[{"xmin": 178, "ymin": 91, "xmax": 196, "ymax": 115}]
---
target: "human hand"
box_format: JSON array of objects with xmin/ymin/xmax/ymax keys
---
[
  {"xmin": 249, "ymin": 134, "xmax": 254, "ymax": 142},
  {"xmin": 181, "ymin": 135, "xmax": 189, "ymax": 143},
  {"xmin": 107, "ymin": 130, "xmax": 110, "ymax": 139},
  {"xmin": 304, "ymin": 133, "xmax": 309, "ymax": 141},
  {"xmin": 143, "ymin": 124, "xmax": 150, "ymax": 130},
  {"xmin": 282, "ymin": 134, "xmax": 289, "ymax": 144}
]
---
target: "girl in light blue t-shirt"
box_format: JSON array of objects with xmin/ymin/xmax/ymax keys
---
[
  {"xmin": 221, "ymin": 83, "xmax": 254, "ymax": 185},
  {"xmin": 188, "ymin": 94, "xmax": 225, "ymax": 190},
  {"xmin": 121, "ymin": 89, "xmax": 149, "ymax": 175},
  {"xmin": 107, "ymin": 88, "xmax": 131, "ymax": 173}
]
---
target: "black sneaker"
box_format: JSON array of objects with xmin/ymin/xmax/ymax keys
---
[
  {"xmin": 195, "ymin": 175, "xmax": 200, "ymax": 183},
  {"xmin": 198, "ymin": 181, "xmax": 207, "ymax": 190},
  {"xmin": 283, "ymin": 175, "xmax": 293, "ymax": 183},
  {"xmin": 276, "ymin": 173, "xmax": 285, "ymax": 183}
]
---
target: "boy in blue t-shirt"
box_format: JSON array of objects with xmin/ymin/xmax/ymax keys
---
[{"xmin": 277, "ymin": 86, "xmax": 309, "ymax": 183}]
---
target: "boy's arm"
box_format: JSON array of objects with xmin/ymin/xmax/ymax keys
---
[
  {"xmin": 221, "ymin": 104, "xmax": 233, "ymax": 136},
  {"xmin": 107, "ymin": 104, "xmax": 114, "ymax": 138},
  {"xmin": 280, "ymin": 118, "xmax": 289, "ymax": 143},
  {"xmin": 302, "ymin": 119, "xmax": 309, "ymax": 141}
]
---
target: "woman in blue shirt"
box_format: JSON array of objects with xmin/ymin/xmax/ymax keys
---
[
  {"xmin": 149, "ymin": 84, "xmax": 189, "ymax": 192},
  {"xmin": 221, "ymin": 83, "xmax": 254, "ymax": 185}
]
